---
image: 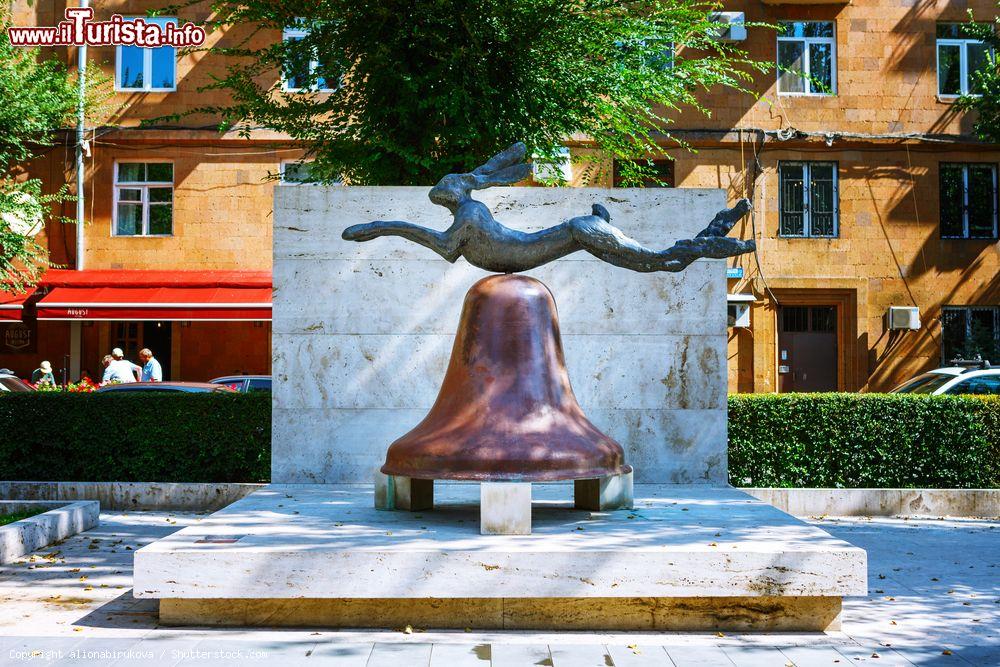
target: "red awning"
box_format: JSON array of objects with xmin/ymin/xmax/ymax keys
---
[
  {"xmin": 0, "ymin": 290, "xmax": 33, "ymax": 322},
  {"xmin": 34, "ymin": 270, "xmax": 271, "ymax": 321}
]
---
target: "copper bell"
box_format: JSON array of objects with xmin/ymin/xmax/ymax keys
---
[{"xmin": 381, "ymin": 274, "xmax": 630, "ymax": 482}]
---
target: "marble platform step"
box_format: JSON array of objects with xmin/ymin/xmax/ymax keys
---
[{"xmin": 136, "ymin": 483, "xmax": 866, "ymax": 632}]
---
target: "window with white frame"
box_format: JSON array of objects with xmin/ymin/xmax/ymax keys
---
[
  {"xmin": 282, "ymin": 21, "xmax": 338, "ymax": 92},
  {"xmin": 937, "ymin": 23, "xmax": 992, "ymax": 97},
  {"xmin": 941, "ymin": 306, "xmax": 1000, "ymax": 363},
  {"xmin": 615, "ymin": 38, "xmax": 673, "ymax": 71},
  {"xmin": 939, "ymin": 163, "xmax": 998, "ymax": 239},
  {"xmin": 116, "ymin": 17, "xmax": 177, "ymax": 91},
  {"xmin": 114, "ymin": 163, "xmax": 174, "ymax": 236},
  {"xmin": 778, "ymin": 162, "xmax": 838, "ymax": 237},
  {"xmin": 777, "ymin": 21, "xmax": 836, "ymax": 95}
]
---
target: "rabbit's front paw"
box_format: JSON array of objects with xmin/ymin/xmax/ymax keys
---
[{"xmin": 342, "ymin": 223, "xmax": 380, "ymax": 241}]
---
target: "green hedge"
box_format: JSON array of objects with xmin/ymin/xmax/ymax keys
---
[
  {"xmin": 0, "ymin": 393, "xmax": 270, "ymax": 482},
  {"xmin": 729, "ymin": 394, "xmax": 1000, "ymax": 488},
  {"xmin": 3, "ymin": 392, "xmax": 997, "ymax": 488}
]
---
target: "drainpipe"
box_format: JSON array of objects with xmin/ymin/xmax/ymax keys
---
[
  {"xmin": 75, "ymin": 0, "xmax": 87, "ymax": 271},
  {"xmin": 70, "ymin": 0, "xmax": 88, "ymax": 383}
]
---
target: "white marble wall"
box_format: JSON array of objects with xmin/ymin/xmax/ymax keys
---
[{"xmin": 273, "ymin": 186, "xmax": 730, "ymax": 484}]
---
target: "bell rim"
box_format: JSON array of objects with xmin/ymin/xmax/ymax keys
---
[{"xmin": 379, "ymin": 463, "xmax": 633, "ymax": 483}]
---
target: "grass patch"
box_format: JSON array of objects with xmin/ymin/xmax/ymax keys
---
[{"xmin": 0, "ymin": 509, "xmax": 44, "ymax": 526}]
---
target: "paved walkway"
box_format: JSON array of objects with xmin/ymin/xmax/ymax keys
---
[{"xmin": 0, "ymin": 512, "xmax": 996, "ymax": 666}]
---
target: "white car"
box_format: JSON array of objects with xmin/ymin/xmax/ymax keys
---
[
  {"xmin": 891, "ymin": 361, "xmax": 1000, "ymax": 395},
  {"xmin": 0, "ymin": 371, "xmax": 34, "ymax": 392}
]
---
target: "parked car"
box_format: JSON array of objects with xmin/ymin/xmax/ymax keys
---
[
  {"xmin": 890, "ymin": 359, "xmax": 1000, "ymax": 395},
  {"xmin": 96, "ymin": 382, "xmax": 238, "ymax": 394},
  {"xmin": 208, "ymin": 375, "xmax": 272, "ymax": 393},
  {"xmin": 0, "ymin": 370, "xmax": 34, "ymax": 392}
]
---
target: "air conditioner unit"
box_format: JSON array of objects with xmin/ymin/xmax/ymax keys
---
[
  {"xmin": 727, "ymin": 293, "xmax": 755, "ymax": 328},
  {"xmin": 888, "ymin": 306, "xmax": 921, "ymax": 331},
  {"xmin": 710, "ymin": 12, "xmax": 747, "ymax": 42}
]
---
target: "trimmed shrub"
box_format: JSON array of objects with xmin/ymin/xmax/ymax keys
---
[
  {"xmin": 0, "ymin": 393, "xmax": 270, "ymax": 482},
  {"xmin": 728, "ymin": 394, "xmax": 1000, "ymax": 488},
  {"xmin": 3, "ymin": 392, "xmax": 996, "ymax": 488}
]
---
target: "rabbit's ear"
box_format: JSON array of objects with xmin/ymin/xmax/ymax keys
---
[
  {"xmin": 473, "ymin": 163, "xmax": 531, "ymax": 188},
  {"xmin": 473, "ymin": 142, "xmax": 527, "ymax": 176}
]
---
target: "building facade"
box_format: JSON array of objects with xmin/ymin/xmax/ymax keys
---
[
  {"xmin": 2, "ymin": 1, "xmax": 297, "ymax": 382},
  {"xmin": 573, "ymin": 0, "xmax": 1000, "ymax": 393},
  {"xmin": 3, "ymin": 0, "xmax": 999, "ymax": 392}
]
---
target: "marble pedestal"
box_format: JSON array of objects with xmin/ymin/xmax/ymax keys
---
[
  {"xmin": 375, "ymin": 472, "xmax": 634, "ymax": 535},
  {"xmin": 135, "ymin": 484, "xmax": 867, "ymax": 631}
]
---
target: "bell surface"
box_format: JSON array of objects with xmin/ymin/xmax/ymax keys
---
[{"xmin": 381, "ymin": 274, "xmax": 630, "ymax": 482}]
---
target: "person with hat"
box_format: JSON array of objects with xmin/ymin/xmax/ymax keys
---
[
  {"xmin": 102, "ymin": 348, "xmax": 140, "ymax": 384},
  {"xmin": 31, "ymin": 361, "xmax": 56, "ymax": 387},
  {"xmin": 31, "ymin": 361, "xmax": 55, "ymax": 386}
]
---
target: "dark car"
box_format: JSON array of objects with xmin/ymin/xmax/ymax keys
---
[
  {"xmin": 96, "ymin": 382, "xmax": 238, "ymax": 393},
  {"xmin": 208, "ymin": 375, "xmax": 272, "ymax": 393}
]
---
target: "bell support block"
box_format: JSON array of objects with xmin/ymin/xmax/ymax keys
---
[{"xmin": 374, "ymin": 473, "xmax": 433, "ymax": 512}]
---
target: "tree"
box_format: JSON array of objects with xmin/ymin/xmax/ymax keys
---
[
  {"xmin": 162, "ymin": 0, "xmax": 770, "ymax": 186},
  {"xmin": 0, "ymin": 15, "xmax": 84, "ymax": 293},
  {"xmin": 956, "ymin": 9, "xmax": 1000, "ymax": 142}
]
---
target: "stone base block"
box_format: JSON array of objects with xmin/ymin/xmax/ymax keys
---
[
  {"xmin": 374, "ymin": 473, "xmax": 433, "ymax": 511},
  {"xmin": 481, "ymin": 483, "xmax": 532, "ymax": 535},
  {"xmin": 160, "ymin": 595, "xmax": 842, "ymax": 631},
  {"xmin": 574, "ymin": 471, "xmax": 633, "ymax": 511}
]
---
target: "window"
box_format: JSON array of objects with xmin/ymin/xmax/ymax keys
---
[
  {"xmin": 114, "ymin": 163, "xmax": 174, "ymax": 236},
  {"xmin": 780, "ymin": 306, "xmax": 836, "ymax": 333},
  {"xmin": 247, "ymin": 378, "xmax": 272, "ymax": 392},
  {"xmin": 532, "ymin": 147, "xmax": 572, "ymax": 183},
  {"xmin": 612, "ymin": 159, "xmax": 674, "ymax": 187},
  {"xmin": 942, "ymin": 306, "xmax": 1000, "ymax": 363},
  {"xmin": 615, "ymin": 38, "xmax": 673, "ymax": 71},
  {"xmin": 892, "ymin": 373, "xmax": 953, "ymax": 394},
  {"xmin": 778, "ymin": 162, "xmax": 838, "ymax": 237},
  {"xmin": 937, "ymin": 23, "xmax": 992, "ymax": 97},
  {"xmin": 946, "ymin": 375, "xmax": 1000, "ymax": 395},
  {"xmin": 939, "ymin": 163, "xmax": 998, "ymax": 239},
  {"xmin": 644, "ymin": 41, "xmax": 674, "ymax": 71},
  {"xmin": 282, "ymin": 22, "xmax": 338, "ymax": 92},
  {"xmin": 116, "ymin": 17, "xmax": 177, "ymax": 91},
  {"xmin": 113, "ymin": 322, "xmax": 141, "ymax": 362},
  {"xmin": 777, "ymin": 21, "xmax": 836, "ymax": 95},
  {"xmin": 280, "ymin": 161, "xmax": 314, "ymax": 184},
  {"xmin": 279, "ymin": 160, "xmax": 342, "ymax": 185}
]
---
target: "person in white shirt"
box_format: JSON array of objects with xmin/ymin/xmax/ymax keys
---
[
  {"xmin": 138, "ymin": 348, "xmax": 163, "ymax": 382},
  {"xmin": 102, "ymin": 347, "xmax": 139, "ymax": 384}
]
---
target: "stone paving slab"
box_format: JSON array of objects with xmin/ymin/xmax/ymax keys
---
[{"xmin": 0, "ymin": 511, "xmax": 996, "ymax": 665}]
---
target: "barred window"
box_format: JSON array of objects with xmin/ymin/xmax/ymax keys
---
[
  {"xmin": 779, "ymin": 162, "xmax": 838, "ymax": 238},
  {"xmin": 941, "ymin": 306, "xmax": 1000, "ymax": 364},
  {"xmin": 939, "ymin": 163, "xmax": 998, "ymax": 239}
]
